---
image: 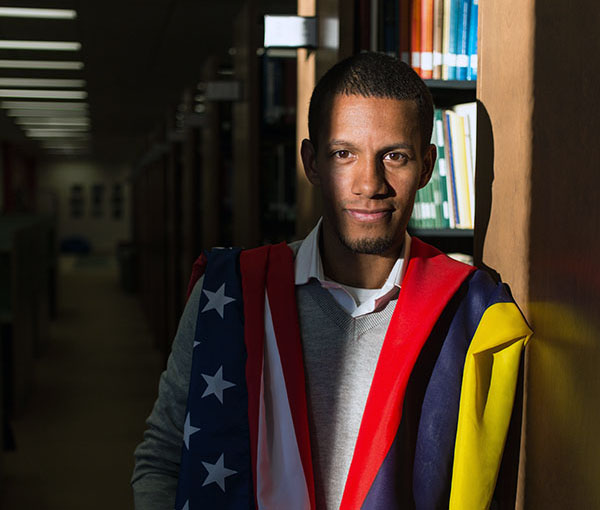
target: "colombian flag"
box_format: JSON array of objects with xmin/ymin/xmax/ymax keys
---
[{"xmin": 176, "ymin": 238, "xmax": 532, "ymax": 510}]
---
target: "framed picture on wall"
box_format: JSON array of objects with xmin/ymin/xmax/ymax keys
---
[
  {"xmin": 69, "ymin": 184, "xmax": 84, "ymax": 218},
  {"xmin": 111, "ymin": 183, "xmax": 123, "ymax": 220},
  {"xmin": 91, "ymin": 183, "xmax": 105, "ymax": 218}
]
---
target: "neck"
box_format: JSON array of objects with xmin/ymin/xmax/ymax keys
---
[{"xmin": 319, "ymin": 222, "xmax": 404, "ymax": 289}]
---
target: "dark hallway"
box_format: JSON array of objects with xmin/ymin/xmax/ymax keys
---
[{"xmin": 1, "ymin": 256, "xmax": 163, "ymax": 509}]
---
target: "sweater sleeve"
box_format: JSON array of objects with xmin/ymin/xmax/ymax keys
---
[{"xmin": 131, "ymin": 276, "xmax": 204, "ymax": 510}]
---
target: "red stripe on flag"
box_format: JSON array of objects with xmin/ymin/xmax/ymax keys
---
[
  {"xmin": 265, "ymin": 243, "xmax": 316, "ymax": 510},
  {"xmin": 185, "ymin": 252, "xmax": 208, "ymax": 302},
  {"xmin": 241, "ymin": 247, "xmax": 270, "ymax": 508},
  {"xmin": 340, "ymin": 238, "xmax": 476, "ymax": 509}
]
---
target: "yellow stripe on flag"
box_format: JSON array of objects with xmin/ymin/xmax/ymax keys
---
[{"xmin": 449, "ymin": 302, "xmax": 533, "ymax": 509}]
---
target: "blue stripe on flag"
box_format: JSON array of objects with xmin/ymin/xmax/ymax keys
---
[
  {"xmin": 175, "ymin": 248, "xmax": 255, "ymax": 510},
  {"xmin": 413, "ymin": 270, "xmax": 511, "ymax": 509}
]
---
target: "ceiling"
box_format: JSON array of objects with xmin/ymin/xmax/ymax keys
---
[{"xmin": 0, "ymin": 0, "xmax": 294, "ymax": 166}]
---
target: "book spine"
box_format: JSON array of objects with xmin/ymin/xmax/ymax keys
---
[
  {"xmin": 383, "ymin": 0, "xmax": 399, "ymax": 56},
  {"xmin": 467, "ymin": 0, "xmax": 478, "ymax": 80},
  {"xmin": 431, "ymin": 163, "xmax": 443, "ymax": 228},
  {"xmin": 441, "ymin": 0, "xmax": 452, "ymax": 80},
  {"xmin": 410, "ymin": 187, "xmax": 423, "ymax": 228},
  {"xmin": 447, "ymin": 0, "xmax": 459, "ymax": 80},
  {"xmin": 443, "ymin": 110, "xmax": 460, "ymax": 226},
  {"xmin": 356, "ymin": 0, "xmax": 371, "ymax": 52},
  {"xmin": 461, "ymin": 111, "xmax": 475, "ymax": 226},
  {"xmin": 434, "ymin": 109, "xmax": 451, "ymax": 228},
  {"xmin": 399, "ymin": 0, "xmax": 411, "ymax": 64},
  {"xmin": 371, "ymin": 0, "xmax": 379, "ymax": 51},
  {"xmin": 456, "ymin": 0, "xmax": 471, "ymax": 80},
  {"xmin": 426, "ymin": 181, "xmax": 436, "ymax": 228},
  {"xmin": 420, "ymin": 0, "xmax": 434, "ymax": 79},
  {"xmin": 432, "ymin": 0, "xmax": 444, "ymax": 79},
  {"xmin": 411, "ymin": 0, "xmax": 422, "ymax": 75},
  {"xmin": 449, "ymin": 111, "xmax": 472, "ymax": 227}
]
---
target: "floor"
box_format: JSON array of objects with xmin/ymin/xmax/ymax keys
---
[{"xmin": 1, "ymin": 256, "xmax": 164, "ymax": 509}]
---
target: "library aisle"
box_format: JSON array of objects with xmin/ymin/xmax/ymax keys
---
[{"xmin": 1, "ymin": 256, "xmax": 164, "ymax": 509}]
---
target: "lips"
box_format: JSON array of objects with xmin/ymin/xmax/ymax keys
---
[{"xmin": 346, "ymin": 208, "xmax": 393, "ymax": 222}]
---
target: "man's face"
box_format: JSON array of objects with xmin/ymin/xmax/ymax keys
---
[{"xmin": 302, "ymin": 94, "xmax": 435, "ymax": 257}]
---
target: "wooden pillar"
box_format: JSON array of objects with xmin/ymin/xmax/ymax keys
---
[
  {"xmin": 295, "ymin": 0, "xmax": 341, "ymax": 239},
  {"xmin": 478, "ymin": 1, "xmax": 600, "ymax": 508}
]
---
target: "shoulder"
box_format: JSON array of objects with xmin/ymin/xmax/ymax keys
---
[
  {"xmin": 287, "ymin": 239, "xmax": 302, "ymax": 258},
  {"xmin": 460, "ymin": 268, "xmax": 514, "ymax": 308}
]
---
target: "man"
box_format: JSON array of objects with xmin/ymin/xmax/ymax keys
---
[{"xmin": 132, "ymin": 52, "xmax": 531, "ymax": 510}]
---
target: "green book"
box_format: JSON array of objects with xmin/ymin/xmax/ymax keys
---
[{"xmin": 434, "ymin": 109, "xmax": 451, "ymax": 228}]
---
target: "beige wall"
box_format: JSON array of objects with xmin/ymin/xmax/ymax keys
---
[
  {"xmin": 479, "ymin": 0, "xmax": 600, "ymax": 508},
  {"xmin": 37, "ymin": 159, "xmax": 131, "ymax": 253}
]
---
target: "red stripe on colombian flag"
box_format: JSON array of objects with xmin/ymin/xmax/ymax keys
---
[
  {"xmin": 340, "ymin": 238, "xmax": 476, "ymax": 509},
  {"xmin": 240, "ymin": 247, "xmax": 270, "ymax": 508},
  {"xmin": 266, "ymin": 243, "xmax": 316, "ymax": 510}
]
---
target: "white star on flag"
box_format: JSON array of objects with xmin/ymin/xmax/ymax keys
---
[
  {"xmin": 201, "ymin": 283, "xmax": 235, "ymax": 318},
  {"xmin": 183, "ymin": 412, "xmax": 200, "ymax": 449},
  {"xmin": 179, "ymin": 501, "xmax": 189, "ymax": 510},
  {"xmin": 201, "ymin": 366, "xmax": 235, "ymax": 404},
  {"xmin": 201, "ymin": 453, "xmax": 237, "ymax": 492},
  {"xmin": 193, "ymin": 340, "xmax": 201, "ymax": 349}
]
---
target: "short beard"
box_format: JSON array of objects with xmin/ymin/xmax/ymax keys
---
[{"xmin": 337, "ymin": 232, "xmax": 394, "ymax": 255}]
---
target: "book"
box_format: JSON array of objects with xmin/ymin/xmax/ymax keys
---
[
  {"xmin": 371, "ymin": 0, "xmax": 380, "ymax": 51},
  {"xmin": 411, "ymin": 0, "xmax": 422, "ymax": 75},
  {"xmin": 434, "ymin": 109, "xmax": 452, "ymax": 228},
  {"xmin": 399, "ymin": 0, "xmax": 412, "ymax": 64},
  {"xmin": 453, "ymin": 102, "xmax": 476, "ymax": 224},
  {"xmin": 383, "ymin": 0, "xmax": 399, "ymax": 55},
  {"xmin": 443, "ymin": 109, "xmax": 460, "ymax": 226},
  {"xmin": 467, "ymin": 0, "xmax": 478, "ymax": 80},
  {"xmin": 432, "ymin": 0, "xmax": 444, "ymax": 79},
  {"xmin": 456, "ymin": 0, "xmax": 471, "ymax": 80},
  {"xmin": 420, "ymin": 0, "xmax": 434, "ymax": 79},
  {"xmin": 441, "ymin": 0, "xmax": 452, "ymax": 79},
  {"xmin": 445, "ymin": 0, "xmax": 460, "ymax": 79},
  {"xmin": 410, "ymin": 187, "xmax": 423, "ymax": 228},
  {"xmin": 446, "ymin": 110, "xmax": 472, "ymax": 228},
  {"xmin": 357, "ymin": 0, "xmax": 371, "ymax": 52}
]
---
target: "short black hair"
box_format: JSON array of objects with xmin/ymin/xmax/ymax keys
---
[{"xmin": 308, "ymin": 52, "xmax": 434, "ymax": 155}]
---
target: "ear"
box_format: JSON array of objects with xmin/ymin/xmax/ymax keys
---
[
  {"xmin": 300, "ymin": 138, "xmax": 320, "ymax": 186},
  {"xmin": 418, "ymin": 143, "xmax": 437, "ymax": 189}
]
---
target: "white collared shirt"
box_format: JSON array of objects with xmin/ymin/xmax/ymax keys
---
[{"xmin": 294, "ymin": 218, "xmax": 411, "ymax": 318}]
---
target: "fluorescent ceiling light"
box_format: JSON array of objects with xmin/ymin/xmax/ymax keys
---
[
  {"xmin": 42, "ymin": 142, "xmax": 89, "ymax": 148},
  {"xmin": 19, "ymin": 123, "xmax": 89, "ymax": 131},
  {"xmin": 1, "ymin": 100, "xmax": 88, "ymax": 110},
  {"xmin": 0, "ymin": 60, "xmax": 83, "ymax": 70},
  {"xmin": 0, "ymin": 89, "xmax": 87, "ymax": 99},
  {"xmin": 15, "ymin": 117, "xmax": 90, "ymax": 126},
  {"xmin": 0, "ymin": 7, "xmax": 77, "ymax": 19},
  {"xmin": 0, "ymin": 40, "xmax": 81, "ymax": 51},
  {"xmin": 0, "ymin": 78, "xmax": 85, "ymax": 88},
  {"xmin": 7, "ymin": 109, "xmax": 89, "ymax": 117},
  {"xmin": 26, "ymin": 130, "xmax": 90, "ymax": 138},
  {"xmin": 23, "ymin": 126, "xmax": 90, "ymax": 131}
]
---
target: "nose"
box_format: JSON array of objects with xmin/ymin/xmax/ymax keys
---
[{"xmin": 351, "ymin": 157, "xmax": 389, "ymax": 198}]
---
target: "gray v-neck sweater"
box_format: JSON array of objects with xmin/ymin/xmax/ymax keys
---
[
  {"xmin": 297, "ymin": 280, "xmax": 396, "ymax": 509},
  {"xmin": 132, "ymin": 272, "xmax": 397, "ymax": 510}
]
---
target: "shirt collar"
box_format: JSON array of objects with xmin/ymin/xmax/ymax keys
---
[{"xmin": 294, "ymin": 217, "xmax": 411, "ymax": 289}]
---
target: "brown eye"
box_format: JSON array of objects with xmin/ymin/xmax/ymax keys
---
[
  {"xmin": 334, "ymin": 150, "xmax": 351, "ymax": 159},
  {"xmin": 384, "ymin": 152, "xmax": 407, "ymax": 162}
]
